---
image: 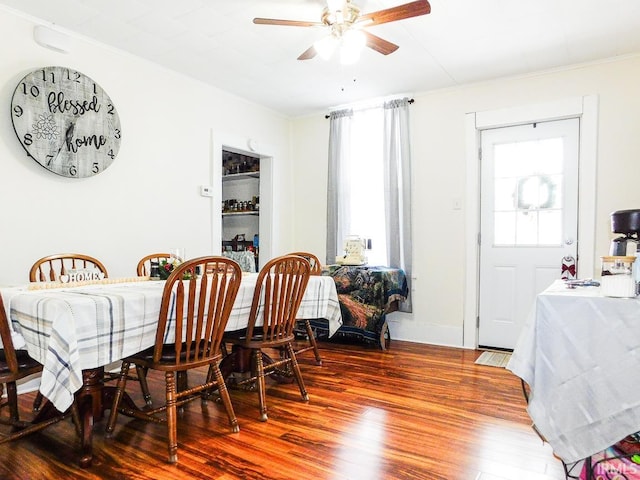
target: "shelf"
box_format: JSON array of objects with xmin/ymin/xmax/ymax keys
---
[
  {"xmin": 222, "ymin": 240, "xmax": 255, "ymax": 249},
  {"xmin": 222, "ymin": 211, "xmax": 259, "ymax": 217},
  {"xmin": 222, "ymin": 172, "xmax": 259, "ymax": 182}
]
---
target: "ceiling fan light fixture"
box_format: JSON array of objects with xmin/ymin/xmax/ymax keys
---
[
  {"xmin": 343, "ymin": 28, "xmax": 365, "ymax": 49},
  {"xmin": 255, "ymin": 0, "xmax": 431, "ymax": 62},
  {"xmin": 315, "ymin": 34, "xmax": 339, "ymax": 60},
  {"xmin": 339, "ymin": 28, "xmax": 366, "ymax": 64}
]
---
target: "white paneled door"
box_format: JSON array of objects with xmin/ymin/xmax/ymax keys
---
[{"xmin": 478, "ymin": 118, "xmax": 579, "ymax": 349}]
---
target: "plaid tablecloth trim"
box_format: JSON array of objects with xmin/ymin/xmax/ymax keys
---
[{"xmin": 5, "ymin": 275, "xmax": 341, "ymax": 412}]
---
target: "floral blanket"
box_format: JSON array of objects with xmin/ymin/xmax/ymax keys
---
[{"xmin": 315, "ymin": 265, "xmax": 408, "ymax": 347}]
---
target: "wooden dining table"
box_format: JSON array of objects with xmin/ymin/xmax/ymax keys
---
[{"xmin": 1, "ymin": 273, "xmax": 342, "ymax": 467}]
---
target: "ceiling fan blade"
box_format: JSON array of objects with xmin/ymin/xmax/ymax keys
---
[
  {"xmin": 362, "ymin": 31, "xmax": 399, "ymax": 55},
  {"xmin": 357, "ymin": 0, "xmax": 431, "ymax": 27},
  {"xmin": 297, "ymin": 45, "xmax": 318, "ymax": 60},
  {"xmin": 253, "ymin": 17, "xmax": 323, "ymax": 27}
]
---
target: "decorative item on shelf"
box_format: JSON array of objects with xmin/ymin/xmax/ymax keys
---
[
  {"xmin": 222, "ymin": 150, "xmax": 260, "ymax": 176},
  {"xmin": 158, "ymin": 257, "xmax": 180, "ymax": 280},
  {"xmin": 223, "ymin": 197, "xmax": 258, "ymax": 213},
  {"xmin": 158, "ymin": 248, "xmax": 191, "ymax": 280},
  {"xmin": 59, "ymin": 268, "xmax": 105, "ymax": 283},
  {"xmin": 158, "ymin": 256, "xmax": 196, "ymax": 280},
  {"xmin": 234, "ymin": 234, "xmax": 246, "ymax": 251}
]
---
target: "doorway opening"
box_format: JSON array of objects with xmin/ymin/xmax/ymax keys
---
[{"xmin": 211, "ymin": 132, "xmax": 272, "ymax": 269}]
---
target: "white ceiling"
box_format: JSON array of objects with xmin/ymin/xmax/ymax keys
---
[{"xmin": 2, "ymin": 0, "xmax": 640, "ymax": 117}]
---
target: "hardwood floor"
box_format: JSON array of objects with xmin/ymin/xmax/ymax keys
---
[{"xmin": 0, "ymin": 340, "xmax": 567, "ymax": 480}]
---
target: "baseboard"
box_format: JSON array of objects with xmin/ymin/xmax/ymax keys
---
[{"xmin": 387, "ymin": 315, "xmax": 464, "ymax": 347}]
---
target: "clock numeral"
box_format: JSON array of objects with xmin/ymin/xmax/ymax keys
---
[
  {"xmin": 107, "ymin": 149, "xmax": 115, "ymax": 159},
  {"xmin": 68, "ymin": 164, "xmax": 77, "ymax": 176},
  {"xmin": 114, "ymin": 129, "xmax": 121, "ymax": 139},
  {"xmin": 107, "ymin": 104, "xmax": 115, "ymax": 115},
  {"xmin": 46, "ymin": 155, "xmax": 54, "ymax": 166},
  {"xmin": 92, "ymin": 163, "xmax": 100, "ymax": 174},
  {"xmin": 13, "ymin": 105, "xmax": 23, "ymax": 118},
  {"xmin": 41, "ymin": 69, "xmax": 55, "ymax": 84},
  {"xmin": 23, "ymin": 133, "xmax": 33, "ymax": 146},
  {"xmin": 21, "ymin": 83, "xmax": 40, "ymax": 98},
  {"xmin": 66, "ymin": 70, "xmax": 81, "ymax": 83}
]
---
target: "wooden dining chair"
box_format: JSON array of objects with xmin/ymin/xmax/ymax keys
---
[
  {"xmin": 106, "ymin": 256, "xmax": 242, "ymax": 464},
  {"xmin": 222, "ymin": 254, "xmax": 311, "ymax": 421},
  {"xmin": 136, "ymin": 253, "xmax": 171, "ymax": 276},
  {"xmin": 29, "ymin": 253, "xmax": 109, "ymax": 282},
  {"xmin": 0, "ymin": 294, "xmax": 75, "ymax": 444},
  {"xmin": 29, "ymin": 253, "xmax": 151, "ymax": 409},
  {"xmin": 289, "ymin": 252, "xmax": 322, "ymax": 276},
  {"xmin": 289, "ymin": 252, "xmax": 323, "ymax": 365}
]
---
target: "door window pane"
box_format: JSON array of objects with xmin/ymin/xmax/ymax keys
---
[
  {"xmin": 494, "ymin": 178, "xmax": 516, "ymax": 211},
  {"xmin": 515, "ymin": 210, "xmax": 538, "ymax": 245},
  {"xmin": 493, "ymin": 138, "xmax": 564, "ymax": 247},
  {"xmin": 538, "ymin": 210, "xmax": 562, "ymax": 245}
]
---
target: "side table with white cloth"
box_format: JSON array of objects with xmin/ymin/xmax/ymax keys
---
[
  {"xmin": 507, "ymin": 279, "xmax": 640, "ymax": 468},
  {"xmin": 1, "ymin": 273, "xmax": 341, "ymax": 467}
]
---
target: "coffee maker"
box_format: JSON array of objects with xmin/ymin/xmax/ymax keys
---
[{"xmin": 610, "ymin": 209, "xmax": 640, "ymax": 256}]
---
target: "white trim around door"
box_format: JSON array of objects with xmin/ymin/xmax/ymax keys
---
[{"xmin": 462, "ymin": 95, "xmax": 598, "ymax": 349}]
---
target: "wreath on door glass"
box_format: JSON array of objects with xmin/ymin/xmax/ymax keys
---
[{"xmin": 515, "ymin": 174, "xmax": 556, "ymax": 210}]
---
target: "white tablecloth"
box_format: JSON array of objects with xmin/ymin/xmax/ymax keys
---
[
  {"xmin": 2, "ymin": 275, "xmax": 341, "ymax": 412},
  {"xmin": 507, "ymin": 279, "xmax": 640, "ymax": 463}
]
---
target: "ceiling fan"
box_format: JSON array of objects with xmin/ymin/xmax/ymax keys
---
[{"xmin": 253, "ymin": 0, "xmax": 431, "ymax": 62}]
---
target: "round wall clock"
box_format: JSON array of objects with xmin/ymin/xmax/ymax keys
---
[{"xmin": 10, "ymin": 66, "xmax": 121, "ymax": 178}]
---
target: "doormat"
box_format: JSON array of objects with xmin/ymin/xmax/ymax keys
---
[{"xmin": 475, "ymin": 351, "xmax": 512, "ymax": 368}]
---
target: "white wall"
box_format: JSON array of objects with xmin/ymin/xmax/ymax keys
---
[
  {"xmin": 4, "ymin": 8, "xmax": 640, "ymax": 350},
  {"xmin": 291, "ymin": 54, "xmax": 640, "ymax": 347},
  {"xmin": 0, "ymin": 8, "xmax": 294, "ymax": 285},
  {"xmin": 290, "ymin": 116, "xmax": 329, "ymax": 261}
]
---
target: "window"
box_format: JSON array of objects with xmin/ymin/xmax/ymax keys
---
[
  {"xmin": 327, "ymin": 97, "xmax": 413, "ymax": 309},
  {"xmin": 347, "ymin": 108, "xmax": 387, "ymax": 265}
]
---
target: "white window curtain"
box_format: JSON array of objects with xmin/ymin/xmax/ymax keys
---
[
  {"xmin": 383, "ymin": 98, "xmax": 413, "ymax": 312},
  {"xmin": 326, "ymin": 108, "xmax": 353, "ymax": 264},
  {"xmin": 326, "ymin": 97, "xmax": 413, "ymax": 312}
]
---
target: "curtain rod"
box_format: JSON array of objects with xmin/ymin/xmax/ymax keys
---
[{"xmin": 325, "ymin": 98, "xmax": 414, "ymax": 119}]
